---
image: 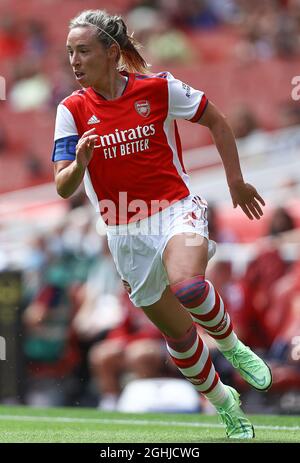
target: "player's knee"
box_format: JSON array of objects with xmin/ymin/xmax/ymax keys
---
[{"xmin": 170, "ymin": 275, "xmax": 209, "ymax": 308}]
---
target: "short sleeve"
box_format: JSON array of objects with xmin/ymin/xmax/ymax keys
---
[
  {"xmin": 52, "ymin": 104, "xmax": 79, "ymax": 162},
  {"xmin": 167, "ymin": 73, "xmax": 208, "ymax": 122}
]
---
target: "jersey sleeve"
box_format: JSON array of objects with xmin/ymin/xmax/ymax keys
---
[
  {"xmin": 167, "ymin": 73, "xmax": 208, "ymax": 122},
  {"xmin": 52, "ymin": 103, "xmax": 79, "ymax": 162}
]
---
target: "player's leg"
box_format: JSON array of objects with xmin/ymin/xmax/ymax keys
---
[
  {"xmin": 163, "ymin": 233, "xmax": 272, "ymax": 391},
  {"xmin": 141, "ymin": 286, "xmax": 254, "ymax": 438}
]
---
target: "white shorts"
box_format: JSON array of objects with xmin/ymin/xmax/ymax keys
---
[{"xmin": 106, "ymin": 194, "xmax": 209, "ymax": 307}]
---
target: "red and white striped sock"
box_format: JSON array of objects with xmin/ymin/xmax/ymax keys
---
[
  {"xmin": 171, "ymin": 276, "xmax": 238, "ymax": 352},
  {"xmin": 165, "ymin": 323, "xmax": 229, "ymax": 407}
]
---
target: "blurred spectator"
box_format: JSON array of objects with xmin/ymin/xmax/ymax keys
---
[
  {"xmin": 69, "ymin": 238, "xmax": 125, "ymax": 406},
  {"xmin": 208, "ymin": 0, "xmax": 239, "ymax": 23},
  {"xmin": 126, "ymin": 5, "xmax": 195, "ymax": 65},
  {"xmin": 242, "ymin": 247, "xmax": 287, "ymax": 348},
  {"xmin": 289, "ymin": 0, "xmax": 300, "ymax": 28},
  {"xmin": 22, "ymin": 261, "xmax": 81, "ymax": 407},
  {"xmin": 273, "ymin": 8, "xmax": 299, "ymax": 57},
  {"xmin": 264, "ymin": 260, "xmax": 300, "ymax": 394},
  {"xmin": 9, "ymin": 60, "xmax": 52, "ymax": 112},
  {"xmin": 235, "ymin": 0, "xmax": 300, "ymax": 61},
  {"xmin": 72, "ymin": 238, "xmax": 124, "ymax": 343},
  {"xmin": 22, "ymin": 235, "xmax": 51, "ymax": 302},
  {"xmin": 71, "ymin": 237, "xmax": 170, "ymax": 410},
  {"xmin": 264, "ymin": 259, "xmax": 300, "ymax": 346},
  {"xmin": 207, "ymin": 250, "xmax": 299, "ymax": 404},
  {"xmin": 168, "ymin": 0, "xmax": 221, "ymax": 29},
  {"xmin": 0, "ymin": 15, "xmax": 24, "ymax": 59},
  {"xmin": 267, "ymin": 206, "xmax": 296, "ymax": 236},
  {"xmin": 88, "ymin": 292, "xmax": 167, "ymax": 411},
  {"xmin": 147, "ymin": 29, "xmax": 195, "ymax": 65},
  {"xmin": 23, "ymin": 20, "xmax": 49, "ymax": 59},
  {"xmin": 59, "ymin": 207, "xmax": 101, "ymax": 259}
]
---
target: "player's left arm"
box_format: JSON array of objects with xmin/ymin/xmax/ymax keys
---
[{"xmin": 198, "ymin": 101, "xmax": 265, "ymax": 220}]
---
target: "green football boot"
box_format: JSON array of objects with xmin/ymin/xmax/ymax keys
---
[
  {"xmin": 222, "ymin": 340, "xmax": 272, "ymax": 391},
  {"xmin": 216, "ymin": 386, "xmax": 255, "ymax": 439}
]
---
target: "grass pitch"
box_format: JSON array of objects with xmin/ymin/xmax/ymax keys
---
[{"xmin": 0, "ymin": 405, "xmax": 299, "ymax": 443}]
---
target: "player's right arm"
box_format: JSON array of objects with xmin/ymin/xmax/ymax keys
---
[
  {"xmin": 52, "ymin": 101, "xmax": 98, "ymax": 198},
  {"xmin": 54, "ymin": 128, "xmax": 98, "ymax": 198}
]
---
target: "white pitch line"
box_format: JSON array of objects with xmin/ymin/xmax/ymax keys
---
[{"xmin": 0, "ymin": 415, "xmax": 299, "ymax": 432}]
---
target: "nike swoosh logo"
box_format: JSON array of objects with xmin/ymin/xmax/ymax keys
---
[{"xmin": 239, "ymin": 367, "xmax": 267, "ymax": 387}]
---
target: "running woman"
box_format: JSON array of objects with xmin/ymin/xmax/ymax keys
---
[{"xmin": 52, "ymin": 9, "xmax": 272, "ymax": 439}]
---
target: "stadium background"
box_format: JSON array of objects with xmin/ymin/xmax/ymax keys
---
[{"xmin": 0, "ymin": 0, "xmax": 299, "ymax": 416}]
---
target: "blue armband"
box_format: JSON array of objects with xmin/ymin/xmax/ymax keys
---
[{"xmin": 52, "ymin": 135, "xmax": 79, "ymax": 162}]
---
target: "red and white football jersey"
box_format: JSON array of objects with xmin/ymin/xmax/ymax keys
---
[{"xmin": 52, "ymin": 72, "xmax": 208, "ymax": 224}]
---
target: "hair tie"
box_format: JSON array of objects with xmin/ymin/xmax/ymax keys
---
[{"xmin": 93, "ymin": 24, "xmax": 121, "ymax": 51}]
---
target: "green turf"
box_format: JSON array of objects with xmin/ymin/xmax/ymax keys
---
[{"xmin": 0, "ymin": 405, "xmax": 299, "ymax": 443}]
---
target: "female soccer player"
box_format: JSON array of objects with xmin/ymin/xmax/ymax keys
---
[{"xmin": 52, "ymin": 9, "xmax": 272, "ymax": 438}]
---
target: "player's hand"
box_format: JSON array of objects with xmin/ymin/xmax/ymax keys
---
[
  {"xmin": 229, "ymin": 180, "xmax": 265, "ymax": 220},
  {"xmin": 75, "ymin": 128, "xmax": 99, "ymax": 170}
]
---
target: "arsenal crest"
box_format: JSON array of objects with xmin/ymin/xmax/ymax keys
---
[{"xmin": 134, "ymin": 100, "xmax": 150, "ymax": 117}]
